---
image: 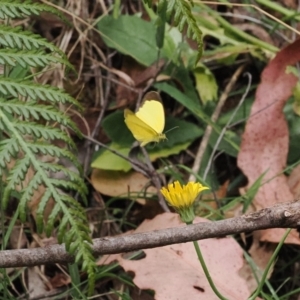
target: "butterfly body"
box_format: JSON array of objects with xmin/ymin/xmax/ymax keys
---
[{"xmin": 124, "ymin": 93, "xmax": 166, "ymax": 147}]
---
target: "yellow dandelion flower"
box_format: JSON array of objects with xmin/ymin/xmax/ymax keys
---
[{"xmin": 160, "ymin": 181, "xmax": 209, "ymax": 223}]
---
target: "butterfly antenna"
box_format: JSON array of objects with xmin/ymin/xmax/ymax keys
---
[{"xmin": 165, "ymin": 126, "xmax": 179, "ymax": 134}]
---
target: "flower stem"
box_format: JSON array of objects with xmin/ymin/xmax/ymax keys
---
[
  {"xmin": 192, "ymin": 240, "xmax": 228, "ymax": 300},
  {"xmin": 247, "ymin": 228, "xmax": 291, "ymax": 300}
]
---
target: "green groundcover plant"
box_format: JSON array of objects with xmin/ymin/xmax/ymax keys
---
[{"xmin": 0, "ymin": 0, "xmax": 96, "ymax": 293}]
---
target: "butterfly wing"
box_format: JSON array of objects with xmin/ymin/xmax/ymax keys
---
[
  {"xmin": 124, "ymin": 92, "xmax": 166, "ymax": 147},
  {"xmin": 135, "ymin": 100, "xmax": 165, "ymax": 134},
  {"xmin": 124, "ymin": 109, "xmax": 160, "ymax": 146}
]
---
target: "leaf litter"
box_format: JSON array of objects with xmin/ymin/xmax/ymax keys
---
[
  {"xmin": 238, "ymin": 38, "xmax": 300, "ymax": 244},
  {"xmin": 99, "ymin": 213, "xmax": 251, "ymax": 299}
]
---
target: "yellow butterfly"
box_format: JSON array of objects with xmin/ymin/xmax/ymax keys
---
[{"xmin": 124, "ymin": 91, "xmax": 166, "ymax": 147}]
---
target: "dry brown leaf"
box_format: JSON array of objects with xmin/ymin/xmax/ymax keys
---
[
  {"xmin": 99, "ymin": 213, "xmax": 251, "ymax": 299},
  {"xmin": 49, "ymin": 273, "xmax": 70, "ymax": 288},
  {"xmin": 91, "ymin": 169, "xmax": 157, "ymax": 204},
  {"xmin": 237, "ymin": 39, "xmax": 300, "ymax": 244},
  {"xmin": 281, "ymin": 0, "xmax": 297, "ymax": 9}
]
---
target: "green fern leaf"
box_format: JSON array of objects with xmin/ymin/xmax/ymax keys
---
[
  {"xmin": 4, "ymin": 156, "xmax": 30, "ymax": 187},
  {"xmin": 0, "ymin": 137, "xmax": 20, "ymax": 168},
  {"xmin": 35, "ymin": 189, "xmax": 52, "ymax": 228},
  {"xmin": 0, "ymin": 49, "xmax": 71, "ymax": 69},
  {"xmin": 26, "ymin": 142, "xmax": 81, "ymax": 169},
  {"xmin": 49, "ymin": 178, "xmax": 87, "ymax": 199},
  {"xmin": 64, "ymin": 224, "xmax": 77, "ymax": 250},
  {"xmin": 44, "ymin": 202, "xmax": 61, "ymax": 235},
  {"xmin": 0, "ymin": 25, "xmax": 64, "ymax": 55},
  {"xmin": 12, "ymin": 121, "xmax": 76, "ymax": 148},
  {"xmin": 18, "ymin": 171, "xmax": 43, "ymax": 221},
  {"xmin": 39, "ymin": 162, "xmax": 85, "ymax": 187},
  {"xmin": 2, "ymin": 156, "xmax": 31, "ymax": 207},
  {"xmin": 0, "ymin": 0, "xmax": 62, "ymax": 19},
  {"xmin": 0, "ymin": 133, "xmax": 97, "ymax": 290},
  {"xmin": 0, "ymin": 99, "xmax": 80, "ymax": 135},
  {"xmin": 0, "ymin": 3, "xmax": 96, "ymax": 290},
  {"xmin": 0, "ymin": 77, "xmax": 81, "ymax": 108},
  {"xmin": 56, "ymin": 214, "xmax": 70, "ymax": 243},
  {"xmin": 164, "ymin": 0, "xmax": 203, "ymax": 62}
]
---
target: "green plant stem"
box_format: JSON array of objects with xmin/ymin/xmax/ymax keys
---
[
  {"xmin": 211, "ymin": 12, "xmax": 277, "ymax": 53},
  {"xmin": 191, "ymin": 238, "xmax": 228, "ymax": 300},
  {"xmin": 255, "ymin": 0, "xmax": 300, "ymax": 22},
  {"xmin": 113, "ymin": 0, "xmax": 121, "ymax": 19},
  {"xmin": 198, "ymin": 4, "xmax": 277, "ymax": 53},
  {"xmin": 248, "ymin": 228, "xmax": 292, "ymax": 300}
]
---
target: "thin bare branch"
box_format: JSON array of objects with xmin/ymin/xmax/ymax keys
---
[{"xmin": 0, "ymin": 200, "xmax": 299, "ymax": 268}]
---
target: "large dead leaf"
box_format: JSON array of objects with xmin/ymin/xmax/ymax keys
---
[
  {"xmin": 237, "ymin": 39, "xmax": 300, "ymax": 244},
  {"xmin": 91, "ymin": 169, "xmax": 157, "ymax": 204},
  {"xmin": 99, "ymin": 213, "xmax": 251, "ymax": 299}
]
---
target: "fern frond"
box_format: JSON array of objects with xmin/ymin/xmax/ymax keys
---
[
  {"xmin": 0, "ymin": 1, "xmax": 96, "ymax": 291},
  {"xmin": 0, "ymin": 77, "xmax": 81, "ymax": 108},
  {"xmin": 12, "ymin": 121, "xmax": 75, "ymax": 147},
  {"xmin": 39, "ymin": 162, "xmax": 85, "ymax": 187},
  {"xmin": 26, "ymin": 142, "xmax": 81, "ymax": 169},
  {"xmin": 18, "ymin": 171, "xmax": 44, "ymax": 220},
  {"xmin": 2, "ymin": 156, "xmax": 31, "ymax": 203},
  {"xmin": 0, "ymin": 25, "xmax": 64, "ymax": 55},
  {"xmin": 164, "ymin": 0, "xmax": 203, "ymax": 61},
  {"xmin": 0, "ymin": 49, "xmax": 71, "ymax": 69},
  {"xmin": 55, "ymin": 212, "xmax": 69, "ymax": 242},
  {"xmin": 49, "ymin": 178, "xmax": 87, "ymax": 199},
  {"xmin": 45, "ymin": 192, "xmax": 96, "ymax": 275},
  {"xmin": 4, "ymin": 156, "xmax": 30, "ymax": 186},
  {"xmin": 44, "ymin": 202, "xmax": 61, "ymax": 234},
  {"xmin": 35, "ymin": 188, "xmax": 53, "ymax": 228},
  {"xmin": 0, "ymin": 99, "xmax": 80, "ymax": 135},
  {"xmin": 0, "ymin": 109, "xmax": 96, "ymax": 288},
  {"xmin": 0, "ymin": 0, "xmax": 64, "ymax": 20},
  {"xmin": 0, "ymin": 137, "xmax": 20, "ymax": 168}
]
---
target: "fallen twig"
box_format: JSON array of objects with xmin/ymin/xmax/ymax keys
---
[{"xmin": 0, "ymin": 200, "xmax": 299, "ymax": 268}]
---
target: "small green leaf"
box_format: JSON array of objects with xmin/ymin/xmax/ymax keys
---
[
  {"xmin": 97, "ymin": 15, "xmax": 158, "ymax": 66},
  {"xmin": 92, "ymin": 144, "xmax": 131, "ymax": 172},
  {"xmin": 194, "ymin": 65, "xmax": 218, "ymax": 104}
]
